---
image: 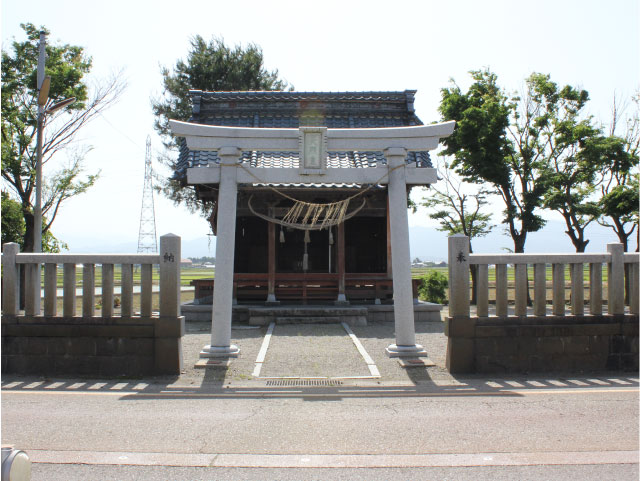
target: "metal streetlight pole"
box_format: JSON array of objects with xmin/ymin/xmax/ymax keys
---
[
  {"xmin": 34, "ymin": 31, "xmax": 46, "ymax": 253},
  {"xmin": 28, "ymin": 32, "xmax": 75, "ymax": 315},
  {"xmin": 33, "ymin": 32, "xmax": 75, "ymax": 253}
]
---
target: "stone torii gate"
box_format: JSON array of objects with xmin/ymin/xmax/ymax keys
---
[{"xmin": 170, "ymin": 120, "xmax": 455, "ymax": 358}]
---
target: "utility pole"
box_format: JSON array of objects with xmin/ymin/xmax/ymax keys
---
[
  {"xmin": 34, "ymin": 31, "xmax": 46, "ymax": 253},
  {"xmin": 137, "ymin": 136, "xmax": 158, "ymax": 253},
  {"xmin": 34, "ymin": 31, "xmax": 75, "ymax": 252}
]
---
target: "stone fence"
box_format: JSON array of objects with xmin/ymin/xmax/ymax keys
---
[
  {"xmin": 446, "ymin": 234, "xmax": 639, "ymax": 374},
  {"xmin": 1, "ymin": 234, "xmax": 184, "ymax": 377}
]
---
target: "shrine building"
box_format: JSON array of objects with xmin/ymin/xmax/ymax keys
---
[{"xmin": 170, "ymin": 90, "xmax": 454, "ymax": 358}]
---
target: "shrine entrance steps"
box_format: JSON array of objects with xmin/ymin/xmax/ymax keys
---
[
  {"xmin": 181, "ymin": 301, "xmax": 443, "ymax": 324},
  {"xmin": 247, "ymin": 306, "xmax": 368, "ymax": 327}
]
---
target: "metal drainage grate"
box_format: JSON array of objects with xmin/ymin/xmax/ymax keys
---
[{"xmin": 265, "ymin": 379, "xmax": 343, "ymax": 387}]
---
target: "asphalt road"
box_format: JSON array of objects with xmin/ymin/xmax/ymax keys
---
[
  {"xmin": 27, "ymin": 463, "xmax": 640, "ymax": 481},
  {"xmin": 2, "ymin": 379, "xmax": 638, "ymax": 480}
]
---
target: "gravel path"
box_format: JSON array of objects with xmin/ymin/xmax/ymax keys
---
[
  {"xmin": 176, "ymin": 318, "xmax": 451, "ymax": 387},
  {"xmin": 259, "ymin": 324, "xmax": 372, "ymax": 378}
]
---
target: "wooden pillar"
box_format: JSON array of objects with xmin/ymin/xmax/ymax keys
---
[
  {"xmin": 336, "ymin": 221, "xmax": 347, "ymax": 304},
  {"xmin": 266, "ymin": 217, "xmax": 278, "ymax": 304}
]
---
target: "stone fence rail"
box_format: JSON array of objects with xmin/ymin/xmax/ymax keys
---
[
  {"xmin": 1, "ymin": 234, "xmax": 184, "ymax": 376},
  {"xmin": 446, "ymin": 235, "xmax": 639, "ymax": 374}
]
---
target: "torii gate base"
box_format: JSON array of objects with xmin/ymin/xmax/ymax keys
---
[{"xmin": 170, "ymin": 121, "xmax": 455, "ymax": 359}]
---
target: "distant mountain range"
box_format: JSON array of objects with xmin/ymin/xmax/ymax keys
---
[
  {"xmin": 61, "ymin": 220, "xmax": 630, "ymax": 261},
  {"xmin": 409, "ymin": 220, "xmax": 629, "ymax": 262},
  {"xmin": 61, "ymin": 235, "xmax": 217, "ymax": 259}
]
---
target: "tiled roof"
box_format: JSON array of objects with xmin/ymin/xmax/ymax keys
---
[
  {"xmin": 193, "ymin": 90, "xmax": 418, "ymax": 102},
  {"xmin": 174, "ymin": 90, "xmax": 432, "ymax": 181}
]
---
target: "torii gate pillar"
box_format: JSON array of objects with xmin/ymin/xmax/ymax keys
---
[
  {"xmin": 200, "ymin": 147, "xmax": 241, "ymax": 358},
  {"xmin": 384, "ymin": 148, "xmax": 426, "ymax": 357}
]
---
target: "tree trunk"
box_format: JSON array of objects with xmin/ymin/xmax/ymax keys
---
[
  {"xmin": 19, "ymin": 211, "xmax": 35, "ymax": 309},
  {"xmin": 23, "ymin": 210, "xmax": 34, "ymax": 253},
  {"xmin": 470, "ymin": 264, "xmax": 478, "ymax": 305},
  {"xmin": 513, "ymin": 233, "xmax": 526, "ymax": 254},
  {"xmin": 512, "ymin": 232, "xmax": 533, "ymax": 305},
  {"xmin": 562, "ymin": 213, "xmax": 589, "ymax": 253},
  {"xmin": 613, "ymin": 220, "xmax": 630, "ymax": 304},
  {"xmin": 468, "ymin": 244, "xmax": 478, "ymax": 305}
]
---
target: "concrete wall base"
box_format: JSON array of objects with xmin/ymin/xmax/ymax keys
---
[
  {"xmin": 1, "ymin": 315, "xmax": 184, "ymax": 377},
  {"xmin": 445, "ymin": 314, "xmax": 639, "ymax": 374}
]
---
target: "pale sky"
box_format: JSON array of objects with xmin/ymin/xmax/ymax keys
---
[{"xmin": 2, "ymin": 0, "xmax": 638, "ymax": 255}]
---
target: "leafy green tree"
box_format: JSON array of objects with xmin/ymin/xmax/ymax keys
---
[
  {"xmin": 599, "ymin": 179, "xmax": 639, "ymax": 251},
  {"xmin": 440, "ymin": 70, "xmax": 607, "ymax": 254},
  {"xmin": 151, "ymin": 35, "xmax": 291, "ymax": 214},
  {"xmin": 439, "ymin": 69, "xmax": 537, "ymax": 253},
  {"xmin": 421, "ymin": 158, "xmax": 494, "ymax": 303},
  {"xmin": 2, "ymin": 190, "xmax": 67, "ymax": 254},
  {"xmin": 596, "ymin": 94, "xmax": 640, "ymax": 252},
  {"xmin": 1, "ymin": 23, "xmax": 124, "ymax": 252},
  {"xmin": 421, "ymin": 158, "xmax": 494, "ymax": 250},
  {"xmin": 1, "ymin": 191, "xmax": 24, "ymax": 246},
  {"xmin": 529, "ymin": 74, "xmax": 604, "ymax": 252},
  {"xmin": 418, "ymin": 271, "xmax": 448, "ymax": 305}
]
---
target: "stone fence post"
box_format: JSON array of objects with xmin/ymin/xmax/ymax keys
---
[
  {"xmin": 607, "ymin": 243, "xmax": 624, "ymax": 315},
  {"xmin": 2, "ymin": 243, "xmax": 20, "ymax": 318},
  {"xmin": 445, "ymin": 235, "xmax": 475, "ymax": 373},
  {"xmin": 159, "ymin": 234, "xmax": 181, "ymax": 319},
  {"xmin": 448, "ymin": 235, "xmax": 470, "ymax": 319},
  {"xmin": 157, "ymin": 233, "xmax": 184, "ymax": 374}
]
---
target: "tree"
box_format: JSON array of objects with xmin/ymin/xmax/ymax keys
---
[
  {"xmin": 440, "ymin": 70, "xmax": 605, "ymax": 254},
  {"xmin": 596, "ymin": 94, "xmax": 640, "ymax": 252},
  {"xmin": 439, "ymin": 69, "xmax": 536, "ymax": 254},
  {"xmin": 420, "ymin": 158, "xmax": 494, "ymax": 302},
  {"xmin": 421, "ymin": 158, "xmax": 494, "ymax": 249},
  {"xmin": 529, "ymin": 74, "xmax": 603, "ymax": 252},
  {"xmin": 1, "ymin": 190, "xmax": 66, "ymax": 252},
  {"xmin": 151, "ymin": 35, "xmax": 291, "ymax": 215},
  {"xmin": 600, "ymin": 179, "xmax": 639, "ymax": 251},
  {"xmin": 1, "ymin": 23, "xmax": 124, "ymax": 252},
  {"xmin": 1, "ymin": 191, "xmax": 24, "ymax": 246}
]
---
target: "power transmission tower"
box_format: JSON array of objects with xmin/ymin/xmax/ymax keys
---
[{"xmin": 137, "ymin": 136, "xmax": 158, "ymax": 253}]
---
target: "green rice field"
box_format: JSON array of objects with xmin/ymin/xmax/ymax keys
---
[
  {"xmin": 44, "ymin": 264, "xmax": 605, "ymax": 288},
  {"xmin": 47, "ymin": 266, "xmax": 214, "ymax": 288}
]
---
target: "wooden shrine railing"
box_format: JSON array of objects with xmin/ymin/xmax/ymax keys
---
[{"xmin": 191, "ymin": 273, "xmax": 422, "ymax": 304}]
